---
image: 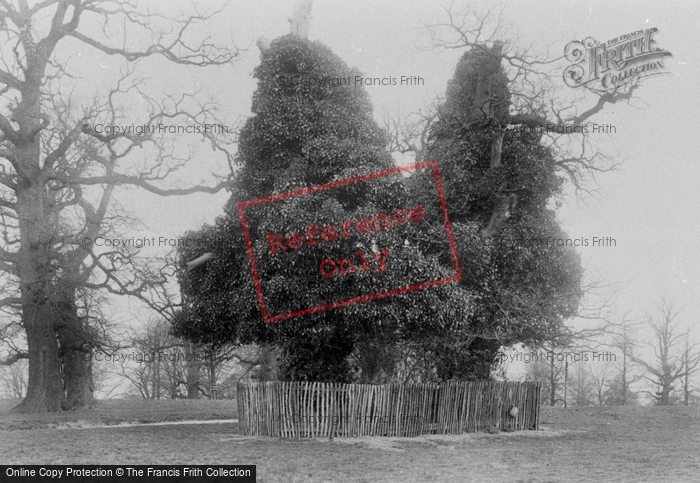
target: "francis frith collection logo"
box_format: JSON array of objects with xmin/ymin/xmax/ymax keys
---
[{"xmin": 564, "ymin": 28, "xmax": 672, "ymax": 90}]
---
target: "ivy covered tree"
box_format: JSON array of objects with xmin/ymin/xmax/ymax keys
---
[
  {"xmin": 409, "ymin": 42, "xmax": 583, "ymax": 379},
  {"xmin": 174, "ymin": 34, "xmax": 470, "ymax": 383}
]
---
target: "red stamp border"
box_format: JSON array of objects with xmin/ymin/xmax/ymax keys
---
[{"xmin": 238, "ymin": 160, "xmax": 462, "ymax": 323}]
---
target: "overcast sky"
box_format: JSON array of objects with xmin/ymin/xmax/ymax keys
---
[{"xmin": 95, "ymin": 0, "xmax": 700, "ymax": 373}]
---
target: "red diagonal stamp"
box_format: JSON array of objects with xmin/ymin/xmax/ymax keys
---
[{"xmin": 238, "ymin": 160, "xmax": 461, "ymax": 323}]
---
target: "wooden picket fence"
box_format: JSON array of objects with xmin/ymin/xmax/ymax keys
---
[{"xmin": 237, "ymin": 380, "xmax": 540, "ymax": 437}]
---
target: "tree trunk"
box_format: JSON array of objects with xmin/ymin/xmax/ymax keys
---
[
  {"xmin": 59, "ymin": 331, "xmax": 95, "ymax": 410},
  {"xmin": 54, "ymin": 274, "xmax": 95, "ymax": 410},
  {"xmin": 208, "ymin": 357, "xmax": 217, "ymax": 400},
  {"xmin": 12, "ymin": 172, "xmax": 63, "ymax": 413},
  {"xmin": 658, "ymin": 387, "xmax": 671, "ymax": 406},
  {"xmin": 621, "ymin": 352, "xmax": 627, "ymax": 406},
  {"xmin": 490, "ymin": 132, "xmax": 504, "ymax": 168},
  {"xmin": 563, "ymin": 360, "xmax": 568, "ymax": 408},
  {"xmin": 355, "ymin": 340, "xmax": 395, "ymax": 384},
  {"xmin": 549, "ymin": 354, "xmax": 556, "ymax": 406},
  {"xmin": 12, "ymin": 302, "xmax": 63, "ymax": 413},
  {"xmin": 185, "ymin": 341, "xmax": 200, "ymax": 399},
  {"xmin": 151, "ymin": 352, "xmax": 161, "ymax": 399},
  {"xmin": 657, "ymin": 370, "xmax": 672, "ymax": 406},
  {"xmin": 656, "ymin": 361, "xmax": 674, "ymax": 406},
  {"xmin": 57, "ymin": 318, "xmax": 95, "ymax": 410},
  {"xmin": 169, "ymin": 355, "xmax": 179, "ymax": 399}
]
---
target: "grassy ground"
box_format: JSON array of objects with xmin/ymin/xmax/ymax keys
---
[
  {"xmin": 1, "ymin": 401, "xmax": 699, "ymax": 482},
  {"xmin": 0, "ymin": 398, "xmax": 236, "ymax": 430}
]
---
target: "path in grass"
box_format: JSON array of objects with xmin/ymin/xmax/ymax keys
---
[
  {"xmin": 51, "ymin": 418, "xmax": 239, "ymax": 430},
  {"xmin": 0, "ymin": 398, "xmax": 237, "ymax": 430}
]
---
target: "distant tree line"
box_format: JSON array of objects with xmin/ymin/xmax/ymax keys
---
[{"xmin": 524, "ymin": 300, "xmax": 700, "ymax": 406}]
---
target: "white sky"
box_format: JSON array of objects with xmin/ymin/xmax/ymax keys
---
[{"xmin": 70, "ymin": 0, "xmax": 700, "ymax": 391}]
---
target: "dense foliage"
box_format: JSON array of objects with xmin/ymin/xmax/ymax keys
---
[
  {"xmin": 173, "ymin": 35, "xmax": 470, "ymax": 382},
  {"xmin": 175, "ymin": 39, "xmax": 583, "ymax": 383},
  {"xmin": 412, "ymin": 45, "xmax": 583, "ymax": 378}
]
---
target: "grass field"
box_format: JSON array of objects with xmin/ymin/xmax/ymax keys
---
[
  {"xmin": 0, "ymin": 398, "xmax": 237, "ymax": 430},
  {"xmin": 1, "ymin": 400, "xmax": 699, "ymax": 482}
]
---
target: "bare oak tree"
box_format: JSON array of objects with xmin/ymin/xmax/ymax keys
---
[
  {"xmin": 388, "ymin": 3, "xmax": 635, "ymax": 198},
  {"xmin": 0, "ymin": 0, "xmax": 238, "ymax": 412},
  {"xmin": 631, "ymin": 300, "xmax": 697, "ymax": 406},
  {"xmin": 602, "ymin": 314, "xmax": 642, "ymax": 405}
]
